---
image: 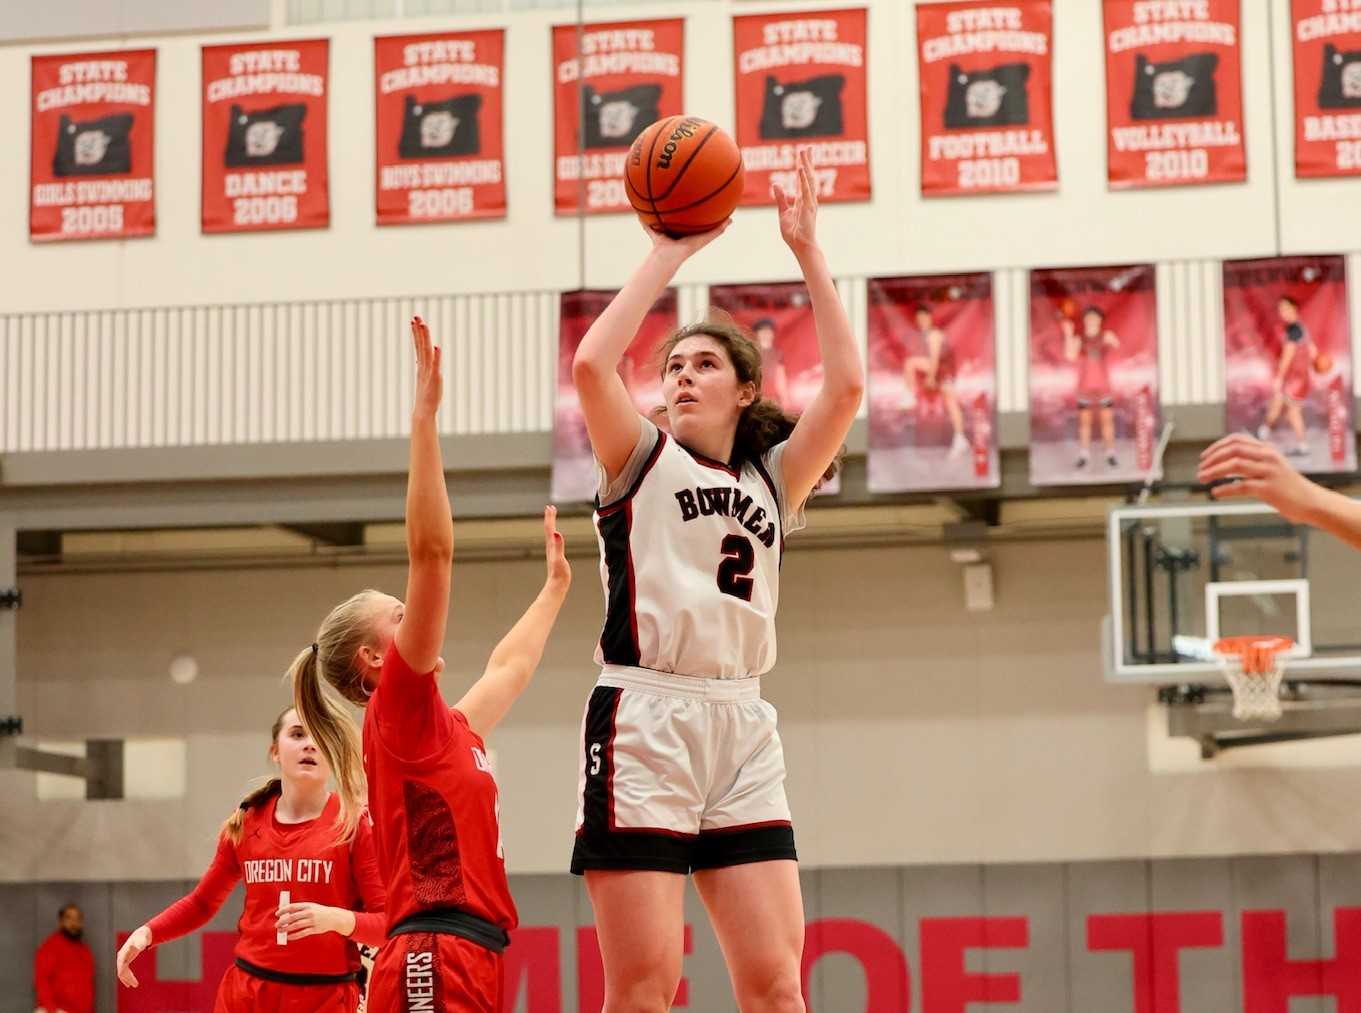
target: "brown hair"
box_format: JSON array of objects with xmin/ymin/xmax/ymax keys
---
[
  {"xmin": 290, "ymin": 589, "xmax": 387, "ymax": 844},
  {"xmin": 659, "ymin": 319, "xmax": 841, "ymax": 485},
  {"xmin": 219, "ymin": 707, "xmax": 290, "ymax": 845}
]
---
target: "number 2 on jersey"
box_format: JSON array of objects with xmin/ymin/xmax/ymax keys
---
[{"xmin": 716, "ymin": 534, "xmax": 755, "ymax": 601}]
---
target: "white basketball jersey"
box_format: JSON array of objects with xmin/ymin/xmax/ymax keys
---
[{"xmin": 593, "ymin": 420, "xmax": 802, "ymax": 680}]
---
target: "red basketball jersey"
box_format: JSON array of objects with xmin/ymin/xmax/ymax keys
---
[{"xmin": 363, "ymin": 644, "xmax": 517, "ymax": 933}]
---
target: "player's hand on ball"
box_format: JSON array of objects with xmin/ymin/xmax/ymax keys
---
[
  {"xmin": 644, "ymin": 218, "xmax": 731, "ymax": 262},
  {"xmin": 543, "ymin": 506, "xmax": 571, "ymax": 593},
  {"xmin": 1197, "ymin": 434, "xmax": 1319, "ymax": 523},
  {"xmin": 773, "ymin": 147, "xmax": 818, "ymax": 255}
]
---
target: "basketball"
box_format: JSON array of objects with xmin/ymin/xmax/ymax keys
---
[
  {"xmin": 1314, "ymin": 351, "xmax": 1333, "ymax": 373},
  {"xmin": 624, "ymin": 116, "xmax": 744, "ymax": 237}
]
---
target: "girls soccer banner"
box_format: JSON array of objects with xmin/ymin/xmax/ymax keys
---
[
  {"xmin": 552, "ymin": 19, "xmax": 683, "ymax": 215},
  {"xmin": 1223, "ymin": 256, "xmax": 1354, "ymax": 472},
  {"xmin": 1102, "ymin": 0, "xmax": 1246, "ymax": 188},
  {"xmin": 30, "ymin": 49, "xmax": 156, "ymax": 242},
  {"xmin": 732, "ymin": 8, "xmax": 870, "ymax": 206},
  {"xmin": 552, "ymin": 289, "xmax": 678, "ymax": 503},
  {"xmin": 916, "ymin": 0, "xmax": 1057, "ymax": 196},
  {"xmin": 708, "ymin": 281, "xmax": 841, "ymax": 494},
  {"xmin": 1028, "ymin": 265, "xmax": 1160, "ymax": 487},
  {"xmin": 1291, "ymin": 0, "xmax": 1361, "ymax": 178},
  {"xmin": 374, "ymin": 31, "xmax": 506, "ymax": 224},
  {"xmin": 867, "ymin": 274, "xmax": 998, "ymax": 493},
  {"xmin": 202, "ymin": 39, "xmax": 329, "ymax": 234}
]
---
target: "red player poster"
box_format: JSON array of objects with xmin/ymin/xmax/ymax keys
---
[
  {"xmin": 1223, "ymin": 256, "xmax": 1354, "ymax": 472},
  {"xmin": 552, "ymin": 19, "xmax": 683, "ymax": 215},
  {"xmin": 732, "ymin": 8, "xmax": 870, "ymax": 206},
  {"xmin": 1290, "ymin": 0, "xmax": 1361, "ymax": 178},
  {"xmin": 30, "ymin": 49, "xmax": 156, "ymax": 242},
  {"xmin": 202, "ymin": 39, "xmax": 329, "ymax": 234},
  {"xmin": 1028, "ymin": 266, "xmax": 1161, "ymax": 487},
  {"xmin": 1103, "ymin": 0, "xmax": 1246, "ymax": 188},
  {"xmin": 916, "ymin": 0, "xmax": 1057, "ymax": 196},
  {"xmin": 552, "ymin": 289, "xmax": 678, "ymax": 503},
  {"xmin": 708, "ymin": 281, "xmax": 841, "ymax": 495},
  {"xmin": 867, "ymin": 274, "xmax": 998, "ymax": 493},
  {"xmin": 374, "ymin": 30, "xmax": 506, "ymax": 224}
]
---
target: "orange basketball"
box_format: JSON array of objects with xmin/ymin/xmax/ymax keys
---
[
  {"xmin": 1314, "ymin": 351, "xmax": 1333, "ymax": 373},
  {"xmin": 624, "ymin": 116, "xmax": 744, "ymax": 237}
]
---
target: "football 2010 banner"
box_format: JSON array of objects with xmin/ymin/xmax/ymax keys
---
[
  {"xmin": 1291, "ymin": 0, "xmax": 1361, "ymax": 178},
  {"xmin": 30, "ymin": 49, "xmax": 156, "ymax": 242}
]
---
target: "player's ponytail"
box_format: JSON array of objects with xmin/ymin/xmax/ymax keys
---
[{"xmin": 219, "ymin": 707, "xmax": 289, "ymax": 844}]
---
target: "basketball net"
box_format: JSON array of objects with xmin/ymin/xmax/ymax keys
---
[{"xmin": 1213, "ymin": 635, "xmax": 1293, "ymax": 722}]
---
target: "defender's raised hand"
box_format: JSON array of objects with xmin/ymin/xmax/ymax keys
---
[
  {"xmin": 773, "ymin": 147, "xmax": 818, "ymax": 255},
  {"xmin": 411, "ymin": 315, "xmax": 442, "ymax": 419}
]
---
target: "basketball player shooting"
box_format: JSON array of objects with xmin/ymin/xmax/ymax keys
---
[{"xmin": 1256, "ymin": 296, "xmax": 1314, "ymax": 458}]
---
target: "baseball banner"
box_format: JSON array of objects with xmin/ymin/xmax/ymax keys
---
[
  {"xmin": 916, "ymin": 0, "xmax": 1057, "ymax": 195},
  {"xmin": 732, "ymin": 8, "xmax": 870, "ymax": 206},
  {"xmin": 374, "ymin": 30, "xmax": 506, "ymax": 224},
  {"xmin": 1223, "ymin": 256, "xmax": 1354, "ymax": 472},
  {"xmin": 202, "ymin": 39, "xmax": 329, "ymax": 234},
  {"xmin": 552, "ymin": 289, "xmax": 678, "ymax": 503},
  {"xmin": 867, "ymin": 274, "xmax": 998, "ymax": 493},
  {"xmin": 30, "ymin": 49, "xmax": 156, "ymax": 242},
  {"xmin": 1029, "ymin": 265, "xmax": 1161, "ymax": 487},
  {"xmin": 1103, "ymin": 0, "xmax": 1246, "ymax": 188},
  {"xmin": 1290, "ymin": 0, "xmax": 1361, "ymax": 178},
  {"xmin": 553, "ymin": 19, "xmax": 683, "ymax": 215}
]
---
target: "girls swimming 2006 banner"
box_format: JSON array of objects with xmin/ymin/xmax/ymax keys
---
[
  {"xmin": 30, "ymin": 49, "xmax": 156, "ymax": 242},
  {"xmin": 1028, "ymin": 265, "xmax": 1161, "ymax": 487},
  {"xmin": 1102, "ymin": 0, "xmax": 1246, "ymax": 188},
  {"xmin": 1291, "ymin": 0, "xmax": 1361, "ymax": 179},
  {"xmin": 916, "ymin": 0, "xmax": 1057, "ymax": 196},
  {"xmin": 375, "ymin": 30, "xmax": 506, "ymax": 224},
  {"xmin": 867, "ymin": 274, "xmax": 998, "ymax": 493},
  {"xmin": 202, "ymin": 39, "xmax": 330, "ymax": 234},
  {"xmin": 553, "ymin": 289, "xmax": 678, "ymax": 503},
  {"xmin": 732, "ymin": 8, "xmax": 870, "ymax": 206},
  {"xmin": 553, "ymin": 19, "xmax": 683, "ymax": 215},
  {"xmin": 1222, "ymin": 255, "xmax": 1354, "ymax": 472}
]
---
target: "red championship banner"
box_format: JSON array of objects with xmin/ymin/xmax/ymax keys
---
[
  {"xmin": 553, "ymin": 19, "xmax": 683, "ymax": 215},
  {"xmin": 30, "ymin": 49, "xmax": 156, "ymax": 242},
  {"xmin": 202, "ymin": 39, "xmax": 329, "ymax": 234},
  {"xmin": 552, "ymin": 289, "xmax": 678, "ymax": 503},
  {"xmin": 1028, "ymin": 266, "xmax": 1160, "ymax": 487},
  {"xmin": 1223, "ymin": 256, "xmax": 1354, "ymax": 472},
  {"xmin": 1103, "ymin": 0, "xmax": 1245, "ymax": 188},
  {"xmin": 867, "ymin": 274, "xmax": 998, "ymax": 493},
  {"xmin": 375, "ymin": 31, "xmax": 505, "ymax": 224},
  {"xmin": 916, "ymin": 0, "xmax": 1057, "ymax": 196},
  {"xmin": 732, "ymin": 8, "xmax": 870, "ymax": 206},
  {"xmin": 1291, "ymin": 0, "xmax": 1361, "ymax": 178},
  {"xmin": 708, "ymin": 281, "xmax": 841, "ymax": 495}
]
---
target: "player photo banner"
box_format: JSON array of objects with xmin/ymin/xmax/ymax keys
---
[
  {"xmin": 867, "ymin": 274, "xmax": 998, "ymax": 493},
  {"xmin": 1291, "ymin": 0, "xmax": 1361, "ymax": 178},
  {"xmin": 1223, "ymin": 256, "xmax": 1354, "ymax": 472},
  {"xmin": 30, "ymin": 49, "xmax": 156, "ymax": 242},
  {"xmin": 375, "ymin": 31, "xmax": 505, "ymax": 224},
  {"xmin": 553, "ymin": 289, "xmax": 678, "ymax": 503},
  {"xmin": 732, "ymin": 8, "xmax": 870, "ymax": 206},
  {"xmin": 1028, "ymin": 265, "xmax": 1160, "ymax": 487},
  {"xmin": 1103, "ymin": 0, "xmax": 1245, "ymax": 188},
  {"xmin": 202, "ymin": 39, "xmax": 329, "ymax": 234},
  {"xmin": 553, "ymin": 19, "xmax": 683, "ymax": 215},
  {"xmin": 708, "ymin": 281, "xmax": 841, "ymax": 495},
  {"xmin": 916, "ymin": 0, "xmax": 1057, "ymax": 196}
]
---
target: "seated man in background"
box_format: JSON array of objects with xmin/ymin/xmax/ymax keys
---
[{"xmin": 34, "ymin": 903, "xmax": 94, "ymax": 1013}]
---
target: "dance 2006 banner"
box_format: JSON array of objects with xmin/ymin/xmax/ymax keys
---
[
  {"xmin": 916, "ymin": 0, "xmax": 1057, "ymax": 195},
  {"xmin": 867, "ymin": 274, "xmax": 998, "ymax": 493},
  {"xmin": 553, "ymin": 19, "xmax": 683, "ymax": 215},
  {"xmin": 1222, "ymin": 256, "xmax": 1354, "ymax": 472},
  {"xmin": 30, "ymin": 49, "xmax": 156, "ymax": 242},
  {"xmin": 1028, "ymin": 265, "xmax": 1160, "ymax": 487},
  {"xmin": 202, "ymin": 39, "xmax": 329, "ymax": 234},
  {"xmin": 1291, "ymin": 0, "xmax": 1361, "ymax": 178},
  {"xmin": 374, "ymin": 31, "xmax": 506, "ymax": 224},
  {"xmin": 1103, "ymin": 0, "xmax": 1246, "ymax": 188},
  {"xmin": 732, "ymin": 8, "xmax": 870, "ymax": 206},
  {"xmin": 552, "ymin": 289, "xmax": 678, "ymax": 503}
]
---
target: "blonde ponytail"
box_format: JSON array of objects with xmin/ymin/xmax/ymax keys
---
[{"xmin": 220, "ymin": 777, "xmax": 283, "ymax": 845}]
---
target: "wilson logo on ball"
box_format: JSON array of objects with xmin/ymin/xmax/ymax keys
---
[
  {"xmin": 655, "ymin": 118, "xmax": 702, "ymax": 171},
  {"xmin": 623, "ymin": 115, "xmax": 744, "ymax": 238}
]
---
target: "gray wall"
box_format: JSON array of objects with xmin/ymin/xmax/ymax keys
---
[{"xmin": 0, "ymin": 1, "xmax": 269, "ymax": 43}]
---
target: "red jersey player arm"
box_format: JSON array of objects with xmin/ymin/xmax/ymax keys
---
[
  {"xmin": 348, "ymin": 813, "xmax": 388, "ymax": 947},
  {"xmin": 145, "ymin": 833, "xmax": 242, "ymax": 945}
]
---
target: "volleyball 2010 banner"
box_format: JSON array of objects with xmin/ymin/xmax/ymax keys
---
[
  {"xmin": 30, "ymin": 49, "xmax": 156, "ymax": 242},
  {"xmin": 374, "ymin": 31, "xmax": 506, "ymax": 224},
  {"xmin": 1291, "ymin": 0, "xmax": 1361, "ymax": 179},
  {"xmin": 201, "ymin": 39, "xmax": 329, "ymax": 234}
]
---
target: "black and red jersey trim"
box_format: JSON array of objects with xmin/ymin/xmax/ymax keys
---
[
  {"xmin": 596, "ymin": 430, "xmax": 668, "ymax": 516},
  {"xmin": 749, "ymin": 451, "xmax": 786, "ymax": 556},
  {"xmin": 678, "ymin": 441, "xmax": 740, "ymax": 478},
  {"xmin": 595, "ymin": 430, "xmax": 667, "ymax": 666}
]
